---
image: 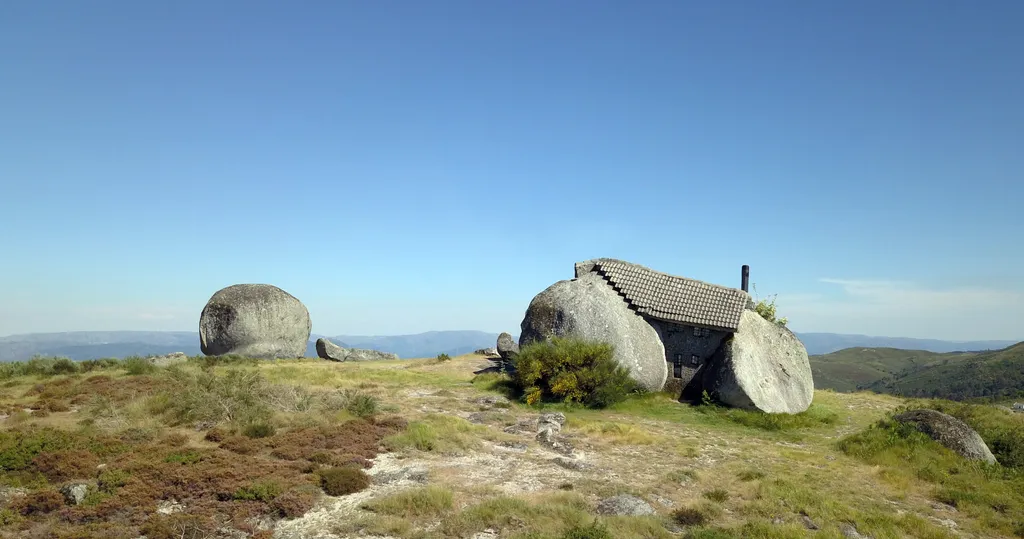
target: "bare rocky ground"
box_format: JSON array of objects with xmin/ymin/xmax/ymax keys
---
[
  {"xmin": 263, "ymin": 355, "xmax": 1011, "ymax": 539},
  {"xmin": 2, "ymin": 354, "xmax": 1020, "ymax": 539}
]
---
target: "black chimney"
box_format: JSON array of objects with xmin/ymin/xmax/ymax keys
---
[{"xmin": 741, "ymin": 265, "xmax": 750, "ymax": 292}]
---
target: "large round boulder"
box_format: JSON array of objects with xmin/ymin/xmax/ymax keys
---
[
  {"xmin": 519, "ymin": 273, "xmax": 666, "ymax": 391},
  {"xmin": 701, "ymin": 310, "xmax": 813, "ymax": 414},
  {"xmin": 893, "ymin": 409, "xmax": 997, "ymax": 464},
  {"xmin": 199, "ymin": 284, "xmax": 311, "ymax": 358}
]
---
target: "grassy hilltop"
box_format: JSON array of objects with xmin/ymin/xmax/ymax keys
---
[
  {"xmin": 811, "ymin": 342, "xmax": 1024, "ymax": 401},
  {"xmin": 0, "ymin": 354, "xmax": 1022, "ymax": 539}
]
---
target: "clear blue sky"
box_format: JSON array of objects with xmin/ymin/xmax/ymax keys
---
[{"xmin": 1, "ymin": 1, "xmax": 1021, "ymax": 341}]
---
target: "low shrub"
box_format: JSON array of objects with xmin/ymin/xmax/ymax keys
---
[
  {"xmin": 560, "ymin": 521, "xmax": 614, "ymax": 539},
  {"xmin": 319, "ymin": 466, "xmax": 370, "ymax": 496},
  {"xmin": 345, "ymin": 392, "xmax": 379, "ymax": 418},
  {"xmin": 233, "ymin": 479, "xmax": 283, "ymax": 502},
  {"xmin": 122, "ymin": 356, "xmax": 157, "ymax": 376},
  {"xmin": 158, "ymin": 367, "xmax": 273, "ymax": 427},
  {"xmin": 0, "ymin": 427, "xmax": 80, "ymax": 471},
  {"xmin": 97, "ymin": 468, "xmax": 131, "ymax": 493},
  {"xmin": 512, "ymin": 337, "xmax": 637, "ymax": 408},
  {"xmin": 703, "ymin": 489, "xmax": 730, "ymax": 502},
  {"xmin": 751, "ymin": 284, "xmax": 788, "ymax": 326},
  {"xmin": 243, "ymin": 421, "xmax": 277, "ymax": 439},
  {"xmin": 14, "ymin": 489, "xmax": 64, "ymax": 516},
  {"xmin": 31, "ymin": 449, "xmax": 99, "ymax": 482},
  {"xmin": 272, "ymin": 487, "xmax": 319, "ymax": 518}
]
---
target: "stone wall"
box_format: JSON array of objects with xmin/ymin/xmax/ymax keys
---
[{"xmin": 649, "ymin": 320, "xmax": 730, "ymax": 397}]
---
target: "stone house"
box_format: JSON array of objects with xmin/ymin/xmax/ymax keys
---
[{"xmin": 573, "ymin": 259, "xmax": 755, "ymax": 396}]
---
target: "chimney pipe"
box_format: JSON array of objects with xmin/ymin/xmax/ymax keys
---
[{"xmin": 741, "ymin": 265, "xmax": 750, "ymax": 293}]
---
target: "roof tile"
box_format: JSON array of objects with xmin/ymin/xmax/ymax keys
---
[{"xmin": 581, "ymin": 258, "xmax": 750, "ymax": 332}]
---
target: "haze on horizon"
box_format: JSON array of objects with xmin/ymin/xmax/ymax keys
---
[{"xmin": 1, "ymin": 2, "xmax": 1021, "ymax": 342}]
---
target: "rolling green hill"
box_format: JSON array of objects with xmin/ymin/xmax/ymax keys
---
[
  {"xmin": 810, "ymin": 342, "xmax": 1024, "ymax": 401},
  {"xmin": 866, "ymin": 341, "xmax": 1024, "ymax": 401},
  {"xmin": 809, "ymin": 347, "xmax": 962, "ymax": 392}
]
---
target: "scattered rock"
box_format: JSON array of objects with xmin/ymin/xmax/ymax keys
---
[
  {"xmin": 931, "ymin": 518, "xmax": 957, "ymax": 529},
  {"xmin": 474, "ymin": 395, "xmax": 511, "ymax": 408},
  {"xmin": 471, "ymin": 529, "xmax": 499, "ymax": 539},
  {"xmin": 199, "ymin": 284, "xmax": 311, "ymax": 358},
  {"xmin": 536, "ymin": 428, "xmax": 574, "ymax": 456},
  {"xmin": 930, "ymin": 501, "xmax": 958, "ymax": 513},
  {"xmin": 552, "ymin": 456, "xmax": 591, "ymax": 471},
  {"xmin": 595, "ymin": 494, "xmax": 655, "ymax": 516},
  {"xmin": 474, "ymin": 347, "xmax": 499, "ymax": 356},
  {"xmin": 497, "ymin": 441, "xmax": 528, "ymax": 452},
  {"xmin": 156, "ymin": 499, "xmax": 185, "ymax": 515},
  {"xmin": 893, "ymin": 409, "xmax": 997, "ymax": 464},
  {"xmin": 496, "ymin": 333, "xmax": 519, "ymax": 360},
  {"xmin": 771, "ymin": 516, "xmax": 785, "ymax": 525},
  {"xmin": 371, "ymin": 466, "xmax": 428, "ymax": 485},
  {"xmin": 800, "ymin": 514, "xmax": 820, "ymax": 530},
  {"xmin": 518, "ymin": 273, "xmax": 667, "ymax": 391},
  {"xmin": 503, "ymin": 420, "xmax": 536, "ymax": 435},
  {"xmin": 651, "ymin": 494, "xmax": 674, "ymax": 507},
  {"xmin": 60, "ymin": 483, "xmax": 89, "ymax": 506},
  {"xmin": 146, "ymin": 352, "xmax": 188, "ymax": 367},
  {"xmin": 839, "ymin": 523, "xmax": 872, "ymax": 538},
  {"xmin": 538, "ymin": 412, "xmax": 566, "ymax": 431},
  {"xmin": 701, "ymin": 309, "xmax": 814, "ymax": 413},
  {"xmin": 316, "ymin": 338, "xmax": 399, "ymax": 362}
]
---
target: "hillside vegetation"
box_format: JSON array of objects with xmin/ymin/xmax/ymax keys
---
[
  {"xmin": 810, "ymin": 342, "xmax": 1024, "ymax": 401},
  {"xmin": 0, "ymin": 353, "xmax": 1022, "ymax": 538}
]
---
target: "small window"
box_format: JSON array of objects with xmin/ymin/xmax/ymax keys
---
[{"xmin": 691, "ymin": 355, "xmax": 700, "ymax": 366}]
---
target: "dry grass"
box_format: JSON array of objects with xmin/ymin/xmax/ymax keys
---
[{"xmin": 0, "ymin": 354, "xmax": 1020, "ymax": 539}]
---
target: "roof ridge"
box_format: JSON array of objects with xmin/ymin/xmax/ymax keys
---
[{"xmin": 578, "ymin": 258, "xmax": 750, "ymax": 331}]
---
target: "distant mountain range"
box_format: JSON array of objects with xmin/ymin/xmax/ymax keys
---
[
  {"xmin": 797, "ymin": 333, "xmax": 1017, "ymax": 355},
  {"xmin": 0, "ymin": 330, "xmax": 506, "ymax": 362},
  {"xmin": 0, "ymin": 330, "xmax": 1017, "ymax": 363}
]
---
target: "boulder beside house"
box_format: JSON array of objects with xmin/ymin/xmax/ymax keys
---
[{"xmin": 519, "ymin": 258, "xmax": 814, "ymax": 414}]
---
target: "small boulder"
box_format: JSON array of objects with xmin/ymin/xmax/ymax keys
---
[
  {"xmin": 893, "ymin": 409, "xmax": 997, "ymax": 464},
  {"xmin": 474, "ymin": 347, "xmax": 499, "ymax": 356},
  {"xmin": 700, "ymin": 310, "xmax": 813, "ymax": 413},
  {"xmin": 199, "ymin": 284, "xmax": 311, "ymax": 358},
  {"xmin": 60, "ymin": 483, "xmax": 89, "ymax": 506},
  {"xmin": 519, "ymin": 273, "xmax": 667, "ymax": 391},
  {"xmin": 316, "ymin": 338, "xmax": 399, "ymax": 361},
  {"xmin": 595, "ymin": 494, "xmax": 655, "ymax": 516},
  {"xmin": 839, "ymin": 523, "xmax": 872, "ymax": 539},
  {"xmin": 496, "ymin": 333, "xmax": 519, "ymax": 360}
]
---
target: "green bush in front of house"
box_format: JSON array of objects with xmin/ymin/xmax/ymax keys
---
[{"xmin": 512, "ymin": 337, "xmax": 637, "ymax": 409}]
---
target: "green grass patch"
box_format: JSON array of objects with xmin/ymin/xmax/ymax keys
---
[
  {"xmin": 440, "ymin": 492, "xmax": 591, "ymax": 538},
  {"xmin": 233, "ymin": 479, "xmax": 283, "ymax": 502},
  {"xmin": 837, "ymin": 412, "xmax": 1024, "ymax": 537},
  {"xmin": 361, "ymin": 485, "xmax": 454, "ymax": 518},
  {"xmin": 383, "ymin": 414, "xmax": 484, "ymax": 454}
]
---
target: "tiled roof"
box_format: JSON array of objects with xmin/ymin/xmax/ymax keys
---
[{"xmin": 577, "ymin": 258, "xmax": 751, "ymax": 332}]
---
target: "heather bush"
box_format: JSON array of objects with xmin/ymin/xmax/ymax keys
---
[{"xmin": 319, "ymin": 466, "xmax": 371, "ymax": 496}]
